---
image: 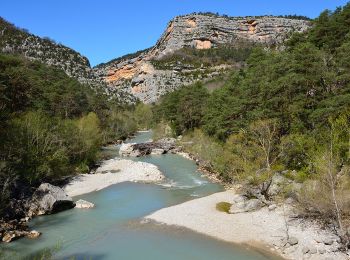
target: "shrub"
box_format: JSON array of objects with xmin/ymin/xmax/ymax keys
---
[{"xmin": 216, "ymin": 202, "xmax": 232, "ymax": 213}]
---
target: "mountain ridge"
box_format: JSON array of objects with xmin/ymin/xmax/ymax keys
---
[
  {"xmin": 0, "ymin": 14, "xmax": 312, "ymax": 104},
  {"xmin": 0, "ymin": 17, "xmax": 136, "ymax": 103}
]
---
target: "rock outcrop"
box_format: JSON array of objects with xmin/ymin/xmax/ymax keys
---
[
  {"xmin": 119, "ymin": 138, "xmax": 177, "ymax": 157},
  {"xmin": 229, "ymin": 198, "xmax": 264, "ymax": 214},
  {"xmin": 0, "ymin": 182, "xmax": 75, "ymax": 243},
  {"xmin": 94, "ymin": 14, "xmax": 311, "ymax": 103},
  {"xmin": 0, "ymin": 220, "xmax": 41, "ymax": 243},
  {"xmin": 28, "ymin": 183, "xmax": 75, "ymax": 216}
]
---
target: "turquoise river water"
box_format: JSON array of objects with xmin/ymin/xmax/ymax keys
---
[{"xmin": 1, "ymin": 131, "xmax": 276, "ymax": 260}]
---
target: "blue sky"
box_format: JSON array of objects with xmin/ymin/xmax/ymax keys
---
[{"xmin": 1, "ymin": 0, "xmax": 348, "ymax": 66}]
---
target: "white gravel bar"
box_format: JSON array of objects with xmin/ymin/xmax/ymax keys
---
[
  {"xmin": 64, "ymin": 159, "xmax": 164, "ymax": 197},
  {"xmin": 146, "ymin": 190, "xmax": 348, "ymax": 260}
]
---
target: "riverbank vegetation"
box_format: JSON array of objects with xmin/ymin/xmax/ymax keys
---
[
  {"xmin": 0, "ymin": 54, "xmax": 148, "ymax": 219},
  {"xmin": 152, "ymin": 3, "xmax": 350, "ymax": 247}
]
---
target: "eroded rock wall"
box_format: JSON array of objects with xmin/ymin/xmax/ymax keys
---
[{"xmin": 95, "ymin": 14, "xmax": 311, "ymax": 103}]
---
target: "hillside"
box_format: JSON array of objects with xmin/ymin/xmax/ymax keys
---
[
  {"xmin": 95, "ymin": 14, "xmax": 311, "ymax": 103},
  {"xmin": 0, "ymin": 18, "xmax": 94, "ymax": 83},
  {"xmin": 153, "ymin": 3, "xmax": 350, "ymax": 251},
  {"xmin": 0, "ymin": 17, "xmax": 135, "ymax": 103}
]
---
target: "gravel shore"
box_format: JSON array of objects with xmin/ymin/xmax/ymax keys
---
[
  {"xmin": 64, "ymin": 158, "xmax": 164, "ymax": 197},
  {"xmin": 146, "ymin": 190, "xmax": 348, "ymax": 260}
]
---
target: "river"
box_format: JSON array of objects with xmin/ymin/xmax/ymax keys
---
[{"xmin": 1, "ymin": 131, "xmax": 274, "ymax": 260}]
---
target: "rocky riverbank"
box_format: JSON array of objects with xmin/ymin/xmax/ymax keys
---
[
  {"xmin": 1, "ymin": 183, "xmax": 75, "ymax": 243},
  {"xmin": 1, "ymin": 157, "xmax": 164, "ymax": 244},
  {"xmin": 145, "ymin": 190, "xmax": 349, "ymax": 260},
  {"xmin": 122, "ymin": 138, "xmax": 349, "ymax": 259}
]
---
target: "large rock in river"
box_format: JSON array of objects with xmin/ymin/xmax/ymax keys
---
[
  {"xmin": 75, "ymin": 199, "xmax": 95, "ymax": 209},
  {"xmin": 29, "ymin": 183, "xmax": 75, "ymax": 216},
  {"xmin": 119, "ymin": 138, "xmax": 177, "ymax": 157},
  {"xmin": 119, "ymin": 143, "xmax": 141, "ymax": 157}
]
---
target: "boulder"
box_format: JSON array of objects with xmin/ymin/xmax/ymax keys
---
[
  {"xmin": 318, "ymin": 247, "xmax": 326, "ymax": 254},
  {"xmin": 27, "ymin": 230, "xmax": 41, "ymax": 239},
  {"xmin": 268, "ymin": 173, "xmax": 287, "ymax": 197},
  {"xmin": 323, "ymin": 237, "xmax": 334, "ymax": 245},
  {"xmin": 308, "ymin": 246, "xmax": 317, "ymax": 254},
  {"xmin": 268, "ymin": 204, "xmax": 277, "ymax": 211},
  {"xmin": 2, "ymin": 229, "xmax": 41, "ymax": 242},
  {"xmin": 302, "ymin": 246, "xmax": 310, "ymax": 254},
  {"xmin": 119, "ymin": 143, "xmax": 136, "ymax": 157},
  {"xmin": 2, "ymin": 231, "xmax": 27, "ymax": 243},
  {"xmin": 29, "ymin": 183, "xmax": 75, "ymax": 216},
  {"xmin": 288, "ymin": 237, "xmax": 299, "ymax": 246},
  {"xmin": 229, "ymin": 199, "xmax": 264, "ymax": 214},
  {"xmin": 156, "ymin": 138, "xmax": 176, "ymax": 151},
  {"xmin": 75, "ymin": 199, "xmax": 95, "ymax": 209}
]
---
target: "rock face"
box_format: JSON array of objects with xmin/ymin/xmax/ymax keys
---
[
  {"xmin": 152, "ymin": 15, "xmax": 310, "ymax": 56},
  {"xmin": 94, "ymin": 14, "xmax": 311, "ymax": 103},
  {"xmin": 29, "ymin": 183, "xmax": 75, "ymax": 216}
]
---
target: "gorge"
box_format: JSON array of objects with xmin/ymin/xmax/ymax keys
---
[{"xmin": 1, "ymin": 2, "xmax": 350, "ymax": 260}]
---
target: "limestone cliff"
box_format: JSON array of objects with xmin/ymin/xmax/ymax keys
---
[{"xmin": 95, "ymin": 14, "xmax": 311, "ymax": 103}]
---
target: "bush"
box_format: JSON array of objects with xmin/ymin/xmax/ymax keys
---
[
  {"xmin": 154, "ymin": 82, "xmax": 209, "ymax": 135},
  {"xmin": 8, "ymin": 111, "xmax": 70, "ymax": 184},
  {"xmin": 152, "ymin": 121, "xmax": 174, "ymax": 141},
  {"xmin": 216, "ymin": 202, "xmax": 232, "ymax": 213},
  {"xmin": 134, "ymin": 103, "xmax": 153, "ymax": 130}
]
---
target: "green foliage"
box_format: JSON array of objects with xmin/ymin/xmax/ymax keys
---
[
  {"xmin": 153, "ymin": 3, "xmax": 350, "ymax": 235},
  {"xmin": 154, "ymin": 83, "xmax": 209, "ymax": 135},
  {"xmin": 134, "ymin": 103, "xmax": 153, "ymax": 130},
  {"xmin": 151, "ymin": 44, "xmax": 254, "ymax": 70},
  {"xmin": 308, "ymin": 3, "xmax": 350, "ymax": 51},
  {"xmin": 280, "ymin": 134, "xmax": 315, "ymax": 171},
  {"xmin": 152, "ymin": 121, "xmax": 174, "ymax": 141},
  {"xmin": 0, "ymin": 53, "xmax": 138, "ymax": 218},
  {"xmin": 4, "ymin": 111, "xmax": 102, "ymax": 185},
  {"xmin": 156, "ymin": 2, "xmax": 350, "ymax": 193},
  {"xmin": 100, "ymin": 109, "xmax": 138, "ymax": 143},
  {"xmin": 0, "ymin": 54, "xmax": 92, "ymax": 118},
  {"xmin": 216, "ymin": 202, "xmax": 232, "ymax": 213},
  {"xmin": 8, "ymin": 112, "xmax": 70, "ymax": 184}
]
